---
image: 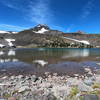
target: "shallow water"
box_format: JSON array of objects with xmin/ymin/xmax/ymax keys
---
[{"xmin": 0, "ymin": 48, "xmax": 100, "ymax": 76}]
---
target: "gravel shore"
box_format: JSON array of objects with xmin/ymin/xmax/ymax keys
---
[{"xmin": 0, "ymin": 68, "xmax": 100, "ymax": 100}]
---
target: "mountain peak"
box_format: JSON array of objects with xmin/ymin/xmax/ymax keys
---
[
  {"xmin": 31, "ymin": 24, "xmax": 50, "ymax": 34},
  {"xmin": 34, "ymin": 24, "xmax": 50, "ymax": 30}
]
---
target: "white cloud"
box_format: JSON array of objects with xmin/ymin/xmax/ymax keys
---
[
  {"xmin": 81, "ymin": 0, "xmax": 94, "ymax": 19},
  {"xmin": 0, "ymin": 24, "xmax": 27, "ymax": 31},
  {"xmin": 28, "ymin": 0, "xmax": 53, "ymax": 24}
]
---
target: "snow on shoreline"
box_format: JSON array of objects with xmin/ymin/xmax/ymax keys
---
[{"xmin": 0, "ymin": 30, "xmax": 10, "ymax": 34}]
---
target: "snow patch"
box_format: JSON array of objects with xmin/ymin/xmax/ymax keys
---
[
  {"xmin": 5, "ymin": 39, "xmax": 15, "ymax": 42},
  {"xmin": 0, "ymin": 30, "xmax": 10, "ymax": 34},
  {"xmin": 5, "ymin": 39, "xmax": 15, "ymax": 47},
  {"xmin": 63, "ymin": 37, "xmax": 90, "ymax": 45},
  {"xmin": 12, "ymin": 32, "xmax": 18, "ymax": 34},
  {"xmin": 0, "ymin": 44, "xmax": 5, "ymax": 48},
  {"xmin": 33, "ymin": 28, "xmax": 48, "ymax": 34},
  {"xmin": 80, "ymin": 40, "xmax": 90, "ymax": 45},
  {"xmin": 0, "ymin": 30, "xmax": 18, "ymax": 34}
]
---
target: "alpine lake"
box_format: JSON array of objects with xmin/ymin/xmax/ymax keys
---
[{"xmin": 0, "ymin": 48, "xmax": 100, "ymax": 77}]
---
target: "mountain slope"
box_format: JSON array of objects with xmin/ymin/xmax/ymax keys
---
[{"xmin": 0, "ymin": 24, "xmax": 100, "ymax": 48}]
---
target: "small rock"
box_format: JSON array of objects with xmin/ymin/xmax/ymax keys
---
[
  {"xmin": 33, "ymin": 60, "xmax": 48, "ymax": 67},
  {"xmin": 83, "ymin": 95, "xmax": 99, "ymax": 100},
  {"xmin": 31, "ymin": 75, "xmax": 37, "ymax": 82},
  {"xmin": 84, "ymin": 79, "xmax": 94, "ymax": 86},
  {"xmin": 53, "ymin": 73, "xmax": 58, "ymax": 76},
  {"xmin": 17, "ymin": 75, "xmax": 24, "ymax": 79},
  {"xmin": 78, "ymin": 82, "xmax": 93, "ymax": 92},
  {"xmin": 96, "ymin": 63, "xmax": 100, "ymax": 66},
  {"xmin": 18, "ymin": 86, "xmax": 30, "ymax": 93},
  {"xmin": 25, "ymin": 76, "xmax": 31, "ymax": 80},
  {"xmin": 8, "ymin": 97, "xmax": 16, "ymax": 100},
  {"xmin": 74, "ymin": 74, "xmax": 79, "ymax": 77},
  {"xmin": 45, "ymin": 72, "xmax": 50, "ymax": 76},
  {"xmin": 40, "ymin": 82, "xmax": 52, "ymax": 88},
  {"xmin": 10, "ymin": 76, "xmax": 15, "ymax": 80},
  {"xmin": 2, "ymin": 76, "xmax": 8, "ymax": 79},
  {"xmin": 84, "ymin": 68, "xmax": 91, "ymax": 73},
  {"xmin": 67, "ymin": 78, "xmax": 81, "ymax": 86}
]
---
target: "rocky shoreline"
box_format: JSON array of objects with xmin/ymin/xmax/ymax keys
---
[{"xmin": 0, "ymin": 68, "xmax": 100, "ymax": 100}]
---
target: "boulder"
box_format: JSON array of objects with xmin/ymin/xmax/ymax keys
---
[{"xmin": 18, "ymin": 86, "xmax": 30, "ymax": 93}]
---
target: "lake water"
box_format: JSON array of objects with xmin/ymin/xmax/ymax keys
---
[{"xmin": 0, "ymin": 48, "xmax": 100, "ymax": 76}]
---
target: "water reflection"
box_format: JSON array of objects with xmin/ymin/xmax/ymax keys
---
[
  {"xmin": 0, "ymin": 49, "xmax": 17, "ymax": 63},
  {"xmin": 8, "ymin": 49, "xmax": 16, "ymax": 56},
  {"xmin": 0, "ymin": 51, "xmax": 4, "ymax": 55},
  {"xmin": 0, "ymin": 58, "xmax": 19, "ymax": 63},
  {"xmin": 0, "ymin": 48, "xmax": 100, "ymax": 64},
  {"xmin": 62, "ymin": 49, "xmax": 90, "ymax": 59}
]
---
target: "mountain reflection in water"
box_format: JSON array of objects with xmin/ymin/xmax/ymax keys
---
[
  {"xmin": 0, "ymin": 48, "xmax": 100, "ymax": 76},
  {"xmin": 0, "ymin": 48, "xmax": 100, "ymax": 64}
]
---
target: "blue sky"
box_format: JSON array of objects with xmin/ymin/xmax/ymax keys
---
[{"xmin": 0, "ymin": 0, "xmax": 100, "ymax": 33}]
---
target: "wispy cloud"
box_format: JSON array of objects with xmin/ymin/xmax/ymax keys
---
[
  {"xmin": 81, "ymin": 0, "xmax": 94, "ymax": 19},
  {"xmin": 0, "ymin": 24, "xmax": 27, "ymax": 31},
  {"xmin": 0, "ymin": 0, "xmax": 19, "ymax": 10},
  {"xmin": 0, "ymin": 0, "xmax": 53, "ymax": 25},
  {"xmin": 28, "ymin": 0, "xmax": 53, "ymax": 24},
  {"xmin": 51, "ymin": 25, "xmax": 65, "ymax": 32},
  {"xmin": 66, "ymin": 24, "xmax": 74, "ymax": 32}
]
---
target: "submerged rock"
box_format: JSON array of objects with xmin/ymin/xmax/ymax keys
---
[
  {"xmin": 84, "ymin": 78, "xmax": 94, "ymax": 86},
  {"xmin": 33, "ymin": 60, "xmax": 48, "ymax": 67},
  {"xmin": 96, "ymin": 63, "xmax": 100, "ymax": 66},
  {"xmin": 8, "ymin": 97, "xmax": 16, "ymax": 100},
  {"xmin": 83, "ymin": 95, "xmax": 99, "ymax": 100},
  {"xmin": 78, "ymin": 82, "xmax": 93, "ymax": 92}
]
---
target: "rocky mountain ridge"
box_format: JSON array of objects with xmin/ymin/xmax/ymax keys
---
[{"xmin": 0, "ymin": 24, "xmax": 100, "ymax": 48}]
